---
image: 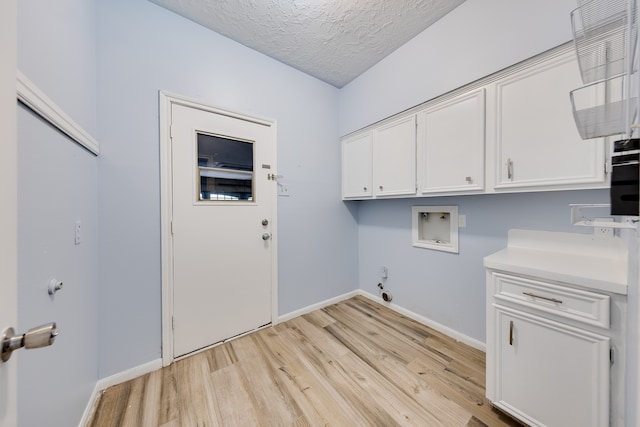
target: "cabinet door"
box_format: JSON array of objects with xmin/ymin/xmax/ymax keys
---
[
  {"xmin": 373, "ymin": 115, "xmax": 416, "ymax": 197},
  {"xmin": 492, "ymin": 306, "xmax": 609, "ymax": 427},
  {"xmin": 491, "ymin": 51, "xmax": 605, "ymax": 190},
  {"xmin": 342, "ymin": 131, "xmax": 372, "ymax": 199},
  {"xmin": 418, "ymin": 89, "xmax": 485, "ymax": 194}
]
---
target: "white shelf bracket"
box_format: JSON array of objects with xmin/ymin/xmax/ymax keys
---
[{"xmin": 570, "ymin": 203, "xmax": 638, "ymax": 229}]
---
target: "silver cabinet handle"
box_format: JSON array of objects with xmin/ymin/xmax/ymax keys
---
[
  {"xmin": 523, "ymin": 292, "xmax": 563, "ymax": 304},
  {"xmin": 262, "ymin": 233, "xmax": 271, "ymax": 241},
  {"xmin": 509, "ymin": 320, "xmax": 514, "ymax": 346},
  {"xmin": 507, "ymin": 158, "xmax": 513, "ymax": 180},
  {"xmin": 363, "ymin": 186, "xmax": 367, "ymax": 191}
]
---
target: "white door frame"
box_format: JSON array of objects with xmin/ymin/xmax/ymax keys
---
[
  {"xmin": 0, "ymin": 0, "xmax": 17, "ymax": 425},
  {"xmin": 159, "ymin": 91, "xmax": 278, "ymax": 366}
]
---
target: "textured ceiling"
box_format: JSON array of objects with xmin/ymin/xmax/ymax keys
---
[{"xmin": 148, "ymin": 0, "xmax": 466, "ymax": 88}]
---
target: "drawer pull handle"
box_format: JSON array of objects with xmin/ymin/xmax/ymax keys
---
[
  {"xmin": 523, "ymin": 292, "xmax": 563, "ymax": 304},
  {"xmin": 509, "ymin": 320, "xmax": 514, "ymax": 346}
]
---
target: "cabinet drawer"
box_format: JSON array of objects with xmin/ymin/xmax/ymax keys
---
[{"xmin": 492, "ymin": 272, "xmax": 610, "ymax": 328}]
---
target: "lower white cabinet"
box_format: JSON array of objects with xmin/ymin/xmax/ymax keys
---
[
  {"xmin": 491, "ymin": 304, "xmax": 609, "ymax": 427},
  {"xmin": 486, "ymin": 271, "xmax": 612, "ymax": 427}
]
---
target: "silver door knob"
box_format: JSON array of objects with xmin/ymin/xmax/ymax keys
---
[
  {"xmin": 1, "ymin": 322, "xmax": 58, "ymax": 362},
  {"xmin": 262, "ymin": 233, "xmax": 271, "ymax": 241}
]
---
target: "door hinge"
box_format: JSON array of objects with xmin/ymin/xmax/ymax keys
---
[
  {"xmin": 172, "ymin": 316, "xmax": 175, "ymax": 330},
  {"xmin": 169, "ymin": 125, "xmax": 174, "ymax": 139},
  {"xmin": 610, "ymin": 347, "xmax": 614, "ymax": 364},
  {"xmin": 170, "ymin": 220, "xmax": 174, "ymax": 235}
]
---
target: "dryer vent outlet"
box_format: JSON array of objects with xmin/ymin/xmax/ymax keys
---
[{"xmin": 381, "ymin": 291, "xmax": 393, "ymax": 302}]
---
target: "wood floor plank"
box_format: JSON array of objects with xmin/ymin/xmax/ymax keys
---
[
  {"xmin": 252, "ymin": 332, "xmax": 336, "ymax": 426},
  {"xmin": 283, "ymin": 318, "xmax": 403, "ymax": 426},
  {"xmin": 407, "ymin": 358, "xmax": 521, "ymax": 427},
  {"xmin": 89, "ymin": 296, "xmax": 524, "ymax": 427},
  {"xmin": 210, "ymin": 364, "xmax": 264, "ymax": 426},
  {"xmin": 229, "ymin": 335, "xmax": 306, "ymax": 425},
  {"xmin": 324, "ymin": 301, "xmax": 453, "ymax": 367},
  {"xmin": 204, "ymin": 342, "xmax": 238, "ymax": 373},
  {"xmin": 119, "ymin": 374, "xmax": 147, "ymax": 427},
  {"xmin": 302, "ymin": 308, "xmax": 337, "ymax": 328},
  {"xmin": 157, "ymin": 363, "xmax": 178, "ymax": 425},
  {"xmin": 333, "ymin": 352, "xmax": 456, "ymax": 426},
  {"xmin": 323, "ymin": 316, "xmax": 473, "ymax": 426},
  {"xmin": 174, "ymin": 352, "xmax": 221, "ymax": 426},
  {"xmin": 118, "ymin": 370, "xmax": 163, "ymax": 427},
  {"xmin": 253, "ymin": 324, "xmax": 301, "ymax": 366},
  {"xmin": 88, "ymin": 383, "xmax": 130, "ymax": 427}
]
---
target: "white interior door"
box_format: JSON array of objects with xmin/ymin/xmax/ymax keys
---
[
  {"xmin": 171, "ymin": 103, "xmax": 275, "ymax": 358},
  {"xmin": 0, "ymin": 0, "xmax": 17, "ymax": 425}
]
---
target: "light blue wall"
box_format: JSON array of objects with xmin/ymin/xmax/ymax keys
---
[
  {"xmin": 338, "ymin": 0, "xmax": 607, "ymax": 342},
  {"xmin": 340, "ymin": 0, "xmax": 636, "ymax": 421},
  {"xmin": 339, "ymin": 0, "xmax": 578, "ymax": 136},
  {"xmin": 17, "ymin": 1, "xmax": 99, "ymax": 425},
  {"xmin": 17, "ymin": 108, "xmax": 99, "ymax": 427},
  {"xmin": 18, "ymin": 0, "xmax": 97, "ymax": 135},
  {"xmin": 356, "ymin": 190, "xmax": 608, "ymax": 342},
  {"xmin": 96, "ymin": 0, "xmax": 358, "ymax": 377}
]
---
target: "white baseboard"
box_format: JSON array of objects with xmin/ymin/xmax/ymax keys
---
[
  {"xmin": 278, "ymin": 289, "xmax": 360, "ymax": 323},
  {"xmin": 80, "ymin": 291, "xmax": 484, "ymax": 426},
  {"xmin": 97, "ymin": 358, "xmax": 163, "ymax": 391},
  {"xmin": 357, "ymin": 290, "xmax": 486, "ymax": 352},
  {"xmin": 78, "ymin": 358, "xmax": 163, "ymax": 427},
  {"xmin": 277, "ymin": 288, "xmax": 485, "ymax": 352},
  {"xmin": 78, "ymin": 382, "xmax": 101, "ymax": 427}
]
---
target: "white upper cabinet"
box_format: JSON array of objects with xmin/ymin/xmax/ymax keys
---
[
  {"xmin": 340, "ymin": 45, "xmax": 608, "ymax": 201},
  {"xmin": 488, "ymin": 50, "xmax": 606, "ymax": 190},
  {"xmin": 373, "ymin": 115, "xmax": 417, "ymax": 197},
  {"xmin": 417, "ymin": 88, "xmax": 485, "ymax": 194},
  {"xmin": 342, "ymin": 131, "xmax": 373, "ymax": 199}
]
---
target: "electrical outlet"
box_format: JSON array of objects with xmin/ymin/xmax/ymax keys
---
[{"xmin": 593, "ymin": 218, "xmax": 614, "ymax": 238}]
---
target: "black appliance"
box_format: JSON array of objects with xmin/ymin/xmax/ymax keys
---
[{"xmin": 611, "ymin": 138, "xmax": 639, "ymax": 216}]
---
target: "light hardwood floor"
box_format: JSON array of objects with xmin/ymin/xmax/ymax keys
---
[{"xmin": 88, "ymin": 296, "xmax": 522, "ymax": 426}]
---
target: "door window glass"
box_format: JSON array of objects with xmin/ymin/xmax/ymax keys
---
[{"xmin": 197, "ymin": 133, "xmax": 254, "ymax": 201}]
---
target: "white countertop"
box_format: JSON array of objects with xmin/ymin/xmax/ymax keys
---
[{"xmin": 484, "ymin": 229, "xmax": 629, "ymax": 295}]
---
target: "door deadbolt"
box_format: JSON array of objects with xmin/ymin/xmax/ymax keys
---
[
  {"xmin": 1, "ymin": 322, "xmax": 58, "ymax": 362},
  {"xmin": 262, "ymin": 219, "xmax": 269, "ymax": 226}
]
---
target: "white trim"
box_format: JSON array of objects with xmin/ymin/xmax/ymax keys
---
[
  {"xmin": 277, "ymin": 289, "xmax": 484, "ymax": 352},
  {"xmin": 79, "ymin": 290, "xmax": 484, "ymax": 425},
  {"xmin": 78, "ymin": 359, "xmax": 162, "ymax": 427},
  {"xmin": 159, "ymin": 91, "xmax": 173, "ymax": 367},
  {"xmin": 77, "ymin": 383, "xmax": 100, "ymax": 427},
  {"xmin": 357, "ymin": 290, "xmax": 486, "ymax": 352},
  {"xmin": 96, "ymin": 358, "xmax": 163, "ymax": 391},
  {"xmin": 159, "ymin": 91, "xmax": 278, "ymax": 367},
  {"xmin": 277, "ymin": 290, "xmax": 360, "ymax": 323},
  {"xmin": 16, "ymin": 71, "xmax": 99, "ymax": 155}
]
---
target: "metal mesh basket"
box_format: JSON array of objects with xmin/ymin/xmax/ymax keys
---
[
  {"xmin": 572, "ymin": 0, "xmax": 637, "ymax": 84},
  {"xmin": 571, "ymin": 75, "xmax": 637, "ymax": 139}
]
